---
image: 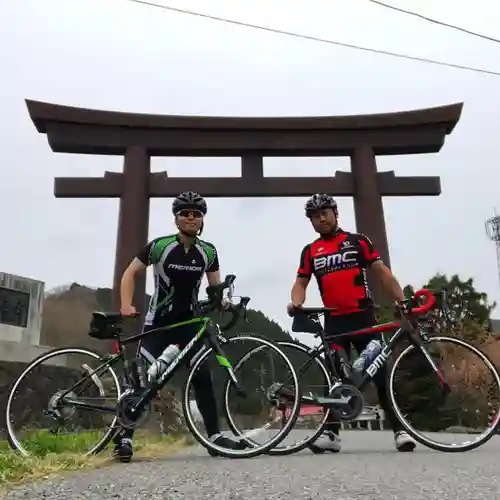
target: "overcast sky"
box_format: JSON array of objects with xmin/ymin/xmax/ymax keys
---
[{"xmin": 1, "ymin": 0, "xmax": 499, "ymax": 339}]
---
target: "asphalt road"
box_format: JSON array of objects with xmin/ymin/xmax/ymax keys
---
[{"xmin": 4, "ymin": 430, "xmax": 500, "ymax": 500}]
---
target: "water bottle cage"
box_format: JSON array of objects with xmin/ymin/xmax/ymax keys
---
[
  {"xmin": 128, "ymin": 357, "xmax": 145, "ymax": 390},
  {"xmin": 339, "ymin": 360, "xmax": 353, "ymax": 382}
]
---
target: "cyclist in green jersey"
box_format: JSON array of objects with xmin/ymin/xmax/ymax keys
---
[{"xmin": 113, "ymin": 191, "xmax": 246, "ymax": 462}]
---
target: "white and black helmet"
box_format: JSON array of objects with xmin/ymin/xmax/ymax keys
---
[
  {"xmin": 304, "ymin": 193, "xmax": 337, "ymax": 218},
  {"xmin": 172, "ymin": 191, "xmax": 207, "ymax": 215}
]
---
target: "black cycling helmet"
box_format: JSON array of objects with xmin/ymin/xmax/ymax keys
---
[
  {"xmin": 304, "ymin": 193, "xmax": 338, "ymax": 218},
  {"xmin": 172, "ymin": 191, "xmax": 207, "ymax": 216}
]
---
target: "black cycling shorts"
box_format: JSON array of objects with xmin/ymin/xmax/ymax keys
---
[
  {"xmin": 324, "ymin": 309, "xmax": 381, "ymax": 354},
  {"xmin": 137, "ymin": 317, "xmax": 202, "ymax": 367}
]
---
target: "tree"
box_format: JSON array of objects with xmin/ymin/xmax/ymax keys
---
[
  {"xmin": 374, "ymin": 274, "xmax": 495, "ymax": 339},
  {"xmin": 423, "ymin": 273, "xmax": 495, "ymax": 341},
  {"xmin": 425, "ymin": 273, "xmax": 495, "ymax": 326}
]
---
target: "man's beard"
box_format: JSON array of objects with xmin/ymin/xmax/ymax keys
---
[{"xmin": 316, "ymin": 224, "xmax": 337, "ymax": 235}]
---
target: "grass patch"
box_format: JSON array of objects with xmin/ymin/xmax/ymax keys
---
[{"xmin": 0, "ymin": 429, "xmax": 194, "ymax": 492}]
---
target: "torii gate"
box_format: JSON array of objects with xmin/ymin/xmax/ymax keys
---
[{"xmin": 26, "ymin": 99, "xmax": 462, "ymax": 311}]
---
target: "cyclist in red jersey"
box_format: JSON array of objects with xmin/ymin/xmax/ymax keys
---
[{"xmin": 287, "ymin": 193, "xmax": 416, "ymax": 453}]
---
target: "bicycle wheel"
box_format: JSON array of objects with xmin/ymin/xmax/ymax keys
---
[
  {"xmin": 389, "ymin": 335, "xmax": 500, "ymax": 452},
  {"xmin": 262, "ymin": 341, "xmax": 333, "ymax": 456},
  {"xmin": 182, "ymin": 334, "xmax": 301, "ymax": 458},
  {"xmin": 6, "ymin": 347, "xmax": 122, "ymax": 457}
]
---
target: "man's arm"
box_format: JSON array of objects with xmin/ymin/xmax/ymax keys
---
[
  {"xmin": 206, "ymin": 270, "xmax": 221, "ymax": 286},
  {"xmin": 291, "ymin": 277, "xmax": 310, "ymax": 307},
  {"xmin": 290, "ymin": 245, "xmax": 313, "ymax": 307},
  {"xmin": 359, "ymin": 235, "xmax": 405, "ymax": 302},
  {"xmin": 205, "ymin": 244, "xmax": 221, "ymax": 286},
  {"xmin": 120, "ymin": 242, "xmax": 153, "ymax": 310},
  {"xmin": 370, "ymin": 261, "xmax": 405, "ymax": 302}
]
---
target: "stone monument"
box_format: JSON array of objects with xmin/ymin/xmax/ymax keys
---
[{"xmin": 0, "ymin": 272, "xmax": 50, "ymax": 363}]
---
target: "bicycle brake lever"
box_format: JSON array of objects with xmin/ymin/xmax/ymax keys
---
[{"xmin": 395, "ymin": 299, "xmax": 412, "ymax": 316}]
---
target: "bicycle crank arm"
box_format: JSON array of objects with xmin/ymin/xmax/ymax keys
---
[
  {"xmin": 292, "ymin": 393, "xmax": 351, "ymax": 408},
  {"xmin": 131, "ymin": 390, "xmax": 154, "ymax": 413},
  {"xmin": 309, "ymin": 395, "xmax": 354, "ymax": 409},
  {"xmin": 303, "ymin": 384, "xmax": 364, "ymax": 416}
]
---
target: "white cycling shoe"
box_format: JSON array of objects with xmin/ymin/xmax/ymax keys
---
[
  {"xmin": 394, "ymin": 430, "xmax": 416, "ymax": 452},
  {"xmin": 309, "ymin": 431, "xmax": 342, "ymax": 453},
  {"xmin": 309, "ymin": 430, "xmax": 416, "ymax": 454}
]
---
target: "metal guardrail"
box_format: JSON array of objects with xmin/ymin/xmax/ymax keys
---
[{"xmin": 188, "ymin": 401, "xmax": 388, "ymax": 430}]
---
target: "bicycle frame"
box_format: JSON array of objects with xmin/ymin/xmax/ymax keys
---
[
  {"xmin": 57, "ymin": 315, "xmax": 244, "ymax": 418},
  {"xmin": 295, "ymin": 315, "xmax": 448, "ymax": 409}
]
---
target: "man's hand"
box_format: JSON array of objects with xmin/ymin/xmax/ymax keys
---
[
  {"xmin": 220, "ymin": 298, "xmax": 232, "ymax": 311},
  {"xmin": 394, "ymin": 299, "xmax": 410, "ymax": 317},
  {"xmin": 286, "ymin": 302, "xmax": 302, "ymax": 316},
  {"xmin": 120, "ymin": 304, "xmax": 138, "ymax": 317}
]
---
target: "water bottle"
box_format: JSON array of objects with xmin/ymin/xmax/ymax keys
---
[
  {"xmin": 352, "ymin": 339, "xmax": 382, "ymax": 375},
  {"xmin": 147, "ymin": 344, "xmax": 181, "ymax": 381}
]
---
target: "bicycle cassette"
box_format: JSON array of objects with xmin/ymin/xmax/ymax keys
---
[{"xmin": 47, "ymin": 390, "xmax": 77, "ymax": 420}]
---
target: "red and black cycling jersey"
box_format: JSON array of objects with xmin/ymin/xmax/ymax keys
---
[{"xmin": 297, "ymin": 229, "xmax": 381, "ymax": 316}]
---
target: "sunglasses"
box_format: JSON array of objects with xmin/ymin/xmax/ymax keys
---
[{"xmin": 177, "ymin": 210, "xmax": 204, "ymax": 219}]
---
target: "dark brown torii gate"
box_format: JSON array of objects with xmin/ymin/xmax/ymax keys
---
[{"xmin": 26, "ymin": 99, "xmax": 462, "ymax": 310}]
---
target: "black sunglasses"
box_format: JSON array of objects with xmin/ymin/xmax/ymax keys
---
[{"xmin": 177, "ymin": 210, "xmax": 204, "ymax": 219}]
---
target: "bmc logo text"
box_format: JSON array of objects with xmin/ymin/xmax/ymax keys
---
[
  {"xmin": 365, "ymin": 345, "xmax": 392, "ymax": 378},
  {"xmin": 313, "ymin": 250, "xmax": 358, "ymax": 272}
]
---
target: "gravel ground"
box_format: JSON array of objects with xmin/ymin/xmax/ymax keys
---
[{"xmin": 4, "ymin": 430, "xmax": 500, "ymax": 500}]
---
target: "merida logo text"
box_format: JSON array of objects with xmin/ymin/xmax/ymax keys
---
[
  {"xmin": 313, "ymin": 250, "xmax": 358, "ymax": 271},
  {"xmin": 168, "ymin": 264, "xmax": 203, "ymax": 272}
]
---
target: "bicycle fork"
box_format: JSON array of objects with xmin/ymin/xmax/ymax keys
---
[
  {"xmin": 411, "ymin": 329, "xmax": 451, "ymax": 396},
  {"xmin": 210, "ymin": 332, "xmax": 247, "ymax": 398}
]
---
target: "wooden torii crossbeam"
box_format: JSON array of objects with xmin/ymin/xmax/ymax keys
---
[{"xmin": 26, "ymin": 99, "xmax": 463, "ymax": 311}]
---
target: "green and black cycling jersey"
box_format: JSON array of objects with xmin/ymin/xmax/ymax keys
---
[{"xmin": 136, "ymin": 234, "xmax": 219, "ymax": 326}]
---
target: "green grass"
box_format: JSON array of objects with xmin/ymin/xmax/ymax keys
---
[
  {"xmin": 1, "ymin": 429, "xmax": 111, "ymax": 458},
  {"xmin": 0, "ymin": 429, "xmax": 194, "ymax": 491}
]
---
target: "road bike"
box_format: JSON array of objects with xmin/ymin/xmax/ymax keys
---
[
  {"xmin": 235, "ymin": 289, "xmax": 500, "ymax": 455},
  {"xmin": 5, "ymin": 275, "xmax": 301, "ymax": 459}
]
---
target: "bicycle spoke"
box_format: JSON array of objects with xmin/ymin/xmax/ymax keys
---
[
  {"xmin": 389, "ymin": 335, "xmax": 500, "ymax": 452},
  {"xmin": 6, "ymin": 348, "xmax": 122, "ymax": 457}
]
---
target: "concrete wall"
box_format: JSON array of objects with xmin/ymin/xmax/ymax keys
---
[{"xmin": 0, "ymin": 272, "xmax": 53, "ymax": 363}]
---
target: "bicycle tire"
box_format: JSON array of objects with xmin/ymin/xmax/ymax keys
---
[
  {"xmin": 388, "ymin": 335, "xmax": 500, "ymax": 452},
  {"xmin": 182, "ymin": 334, "xmax": 302, "ymax": 458},
  {"xmin": 262, "ymin": 340, "xmax": 333, "ymax": 456},
  {"xmin": 6, "ymin": 346, "xmax": 122, "ymax": 457}
]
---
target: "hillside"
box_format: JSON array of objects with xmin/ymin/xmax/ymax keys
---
[{"xmin": 40, "ymin": 283, "xmax": 292, "ymax": 350}]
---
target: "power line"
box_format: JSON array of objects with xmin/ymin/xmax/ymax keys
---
[
  {"xmin": 125, "ymin": 0, "xmax": 500, "ymax": 76},
  {"xmin": 366, "ymin": 0, "xmax": 500, "ymax": 45}
]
